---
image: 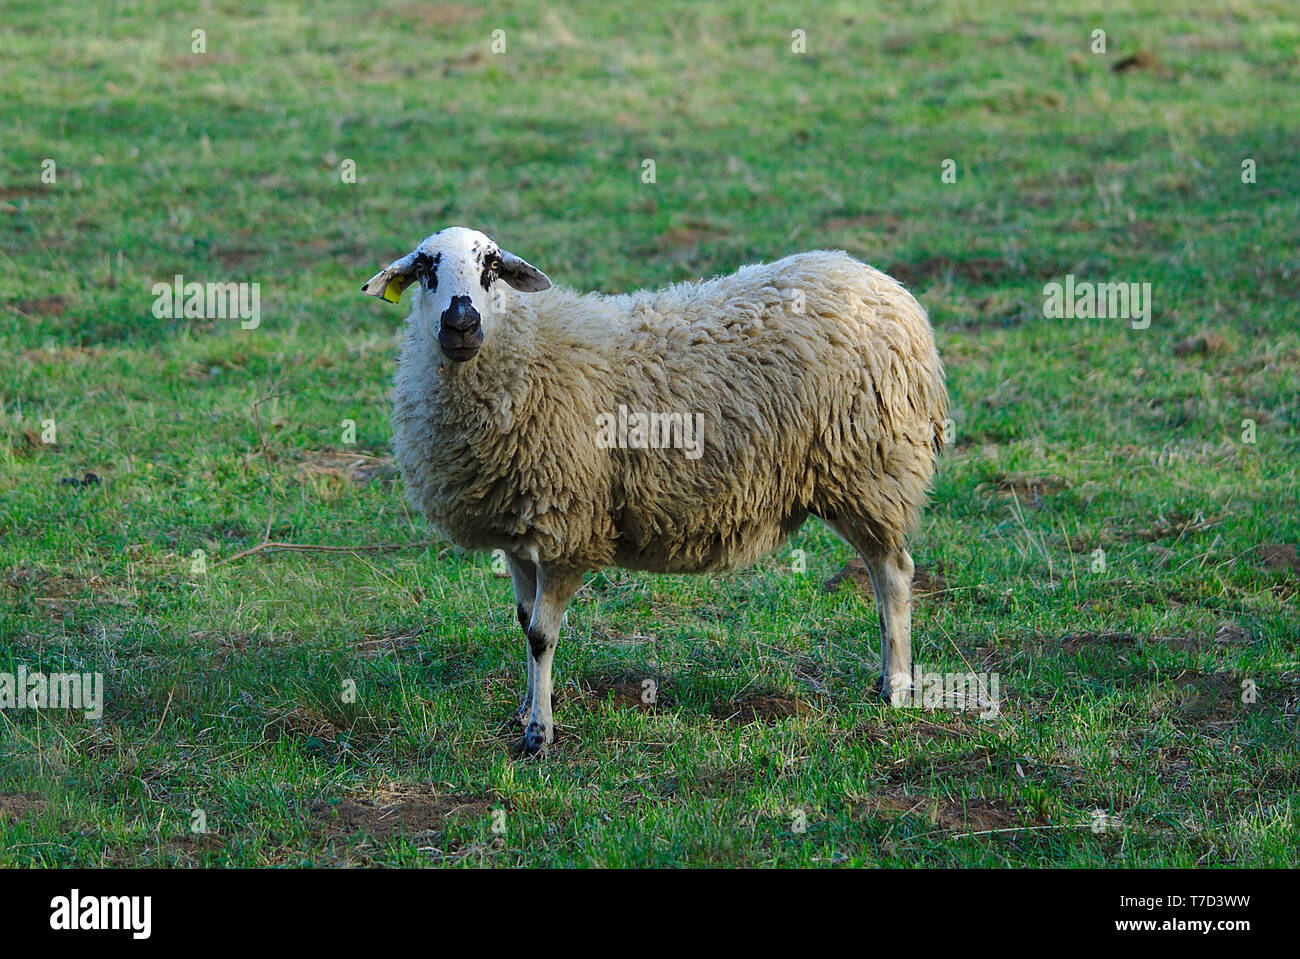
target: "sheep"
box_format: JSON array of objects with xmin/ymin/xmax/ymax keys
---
[{"xmin": 363, "ymin": 226, "xmax": 948, "ymax": 755}]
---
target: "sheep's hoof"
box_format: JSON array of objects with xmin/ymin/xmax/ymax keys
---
[
  {"xmin": 519, "ymin": 721, "xmax": 552, "ymax": 757},
  {"xmin": 876, "ymin": 674, "xmax": 904, "ymax": 706},
  {"xmin": 880, "ymin": 673, "xmax": 914, "ymax": 707}
]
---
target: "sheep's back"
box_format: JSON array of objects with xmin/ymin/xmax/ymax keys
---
[{"xmin": 577, "ymin": 250, "xmax": 947, "ymax": 570}]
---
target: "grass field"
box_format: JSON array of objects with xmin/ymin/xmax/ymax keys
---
[{"xmin": 2, "ymin": 0, "xmax": 1298, "ymax": 867}]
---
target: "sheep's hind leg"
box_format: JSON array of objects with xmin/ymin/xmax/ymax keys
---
[
  {"xmin": 521, "ymin": 564, "xmax": 584, "ymax": 756},
  {"xmin": 824, "ymin": 519, "xmax": 916, "ymax": 706},
  {"xmin": 506, "ymin": 554, "xmax": 538, "ymax": 728},
  {"xmin": 863, "ymin": 547, "xmax": 915, "ymax": 707}
]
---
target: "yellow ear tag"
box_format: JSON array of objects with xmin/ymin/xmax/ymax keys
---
[{"xmin": 382, "ymin": 277, "xmax": 405, "ymax": 303}]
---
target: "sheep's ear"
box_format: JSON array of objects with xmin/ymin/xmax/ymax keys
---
[
  {"xmin": 498, "ymin": 250, "xmax": 550, "ymax": 292},
  {"xmin": 361, "ymin": 251, "xmax": 420, "ymax": 303}
]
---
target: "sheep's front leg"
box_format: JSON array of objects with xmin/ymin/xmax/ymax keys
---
[
  {"xmin": 865, "ymin": 547, "xmax": 915, "ymax": 706},
  {"xmin": 521, "ymin": 564, "xmax": 584, "ymax": 756},
  {"xmin": 506, "ymin": 554, "xmax": 538, "ymax": 727}
]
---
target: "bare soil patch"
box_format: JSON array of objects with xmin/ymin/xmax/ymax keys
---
[
  {"xmin": 1057, "ymin": 630, "xmax": 1139, "ymax": 655},
  {"xmin": 0, "ymin": 794, "xmax": 45, "ymax": 823},
  {"xmin": 310, "ymin": 786, "xmax": 491, "ymax": 843},
  {"xmin": 1112, "ymin": 51, "xmax": 1160, "ymax": 73},
  {"xmin": 572, "ymin": 678, "xmax": 661, "ymax": 711},
  {"xmin": 822, "ymin": 557, "xmax": 950, "ymax": 599},
  {"xmin": 852, "ymin": 787, "xmax": 1039, "ymax": 832},
  {"xmin": 985, "ymin": 473, "xmax": 1068, "ymax": 509},
  {"xmin": 884, "ymin": 256, "xmax": 1008, "ymax": 286},
  {"xmin": 295, "ymin": 450, "xmax": 396, "ymax": 485},
  {"xmin": 713, "ymin": 692, "xmax": 809, "ymax": 725},
  {"xmin": 1173, "ymin": 330, "xmax": 1228, "ymax": 357},
  {"xmin": 1258, "ymin": 544, "xmax": 1299, "ymax": 575}
]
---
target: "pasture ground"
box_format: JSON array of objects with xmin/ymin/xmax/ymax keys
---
[{"xmin": 1, "ymin": 0, "xmax": 1297, "ymax": 866}]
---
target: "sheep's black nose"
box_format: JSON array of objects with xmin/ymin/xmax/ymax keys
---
[{"xmin": 441, "ymin": 295, "xmax": 480, "ymax": 332}]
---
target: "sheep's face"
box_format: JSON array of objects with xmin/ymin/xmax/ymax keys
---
[{"xmin": 362, "ymin": 227, "xmax": 550, "ymax": 363}]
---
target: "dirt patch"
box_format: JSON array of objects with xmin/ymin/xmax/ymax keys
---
[
  {"xmin": 985, "ymin": 473, "xmax": 1068, "ymax": 509},
  {"xmin": 0, "ymin": 794, "xmax": 45, "ymax": 823},
  {"xmin": 823, "ymin": 556, "xmax": 871, "ymax": 593},
  {"xmin": 1226, "ymin": 348, "xmax": 1300, "ymax": 376},
  {"xmin": 1213, "ymin": 621, "xmax": 1251, "ymax": 644},
  {"xmin": 392, "ymin": 1, "xmax": 483, "ymax": 27},
  {"xmin": 10, "ymin": 295, "xmax": 67, "ymax": 316},
  {"xmin": 264, "ymin": 707, "xmax": 340, "ymax": 744},
  {"xmin": 204, "ymin": 521, "xmax": 251, "ymax": 542},
  {"xmin": 18, "ymin": 345, "xmax": 104, "ymax": 365},
  {"xmin": 1153, "ymin": 746, "xmax": 1200, "ymax": 790},
  {"xmin": 1173, "ymin": 331, "xmax": 1228, "ymax": 357},
  {"xmin": 822, "ymin": 557, "xmax": 950, "ymax": 599},
  {"xmin": 295, "ymin": 450, "xmax": 396, "ymax": 485},
  {"xmin": 852, "ymin": 787, "xmax": 1037, "ymax": 832},
  {"xmin": 573, "ymin": 678, "xmax": 662, "ymax": 711},
  {"xmin": 884, "ymin": 256, "xmax": 1010, "ymax": 287},
  {"xmin": 1057, "ymin": 630, "xmax": 1139, "ymax": 654},
  {"xmin": 654, "ymin": 223, "xmax": 728, "ymax": 250},
  {"xmin": 2, "ymin": 564, "xmax": 108, "ymax": 619},
  {"xmin": 586, "ymin": 625, "xmax": 656, "ymax": 645},
  {"xmin": 1073, "ymin": 513, "xmax": 1219, "ymax": 550},
  {"xmin": 1133, "ymin": 513, "xmax": 1219, "ymax": 543},
  {"xmin": 160, "ymin": 832, "xmax": 227, "ymax": 862},
  {"xmin": 912, "ymin": 562, "xmax": 949, "ymax": 597},
  {"xmin": 1258, "ymin": 544, "xmax": 1299, "ymax": 575},
  {"xmin": 713, "ymin": 692, "xmax": 809, "ymax": 725},
  {"xmin": 1112, "ymin": 51, "xmax": 1159, "ymax": 73},
  {"xmin": 1162, "ymin": 633, "xmax": 1199, "ymax": 652},
  {"xmin": 792, "ymin": 658, "xmax": 831, "ymax": 696},
  {"xmin": 311, "ymin": 785, "xmax": 492, "ymax": 843},
  {"xmin": 350, "ymin": 628, "xmax": 427, "ymax": 659},
  {"xmin": 821, "ymin": 213, "xmax": 904, "ymax": 236},
  {"xmin": 0, "ymin": 185, "xmax": 53, "ymax": 199},
  {"xmin": 8, "ymin": 428, "xmax": 54, "ymax": 457},
  {"xmin": 836, "ymin": 721, "xmax": 895, "ymax": 744},
  {"xmin": 1144, "ymin": 544, "xmax": 1174, "ymax": 568},
  {"xmin": 1157, "ymin": 671, "xmax": 1247, "ymax": 722},
  {"xmin": 689, "ymin": 762, "xmax": 754, "ymax": 797}
]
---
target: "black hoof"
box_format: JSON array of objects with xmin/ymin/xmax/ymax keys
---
[{"xmin": 519, "ymin": 722, "xmax": 551, "ymax": 757}]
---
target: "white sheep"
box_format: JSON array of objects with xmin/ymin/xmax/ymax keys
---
[{"xmin": 363, "ymin": 227, "xmax": 948, "ymax": 754}]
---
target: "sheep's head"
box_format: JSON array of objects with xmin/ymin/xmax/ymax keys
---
[{"xmin": 361, "ymin": 227, "xmax": 550, "ymax": 362}]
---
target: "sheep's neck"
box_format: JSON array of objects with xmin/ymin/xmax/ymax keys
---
[{"xmin": 429, "ymin": 310, "xmax": 537, "ymax": 418}]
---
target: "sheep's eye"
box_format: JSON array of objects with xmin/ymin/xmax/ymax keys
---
[{"xmin": 488, "ymin": 256, "xmax": 502, "ymax": 272}]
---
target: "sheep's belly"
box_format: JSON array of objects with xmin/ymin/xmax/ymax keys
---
[{"xmin": 610, "ymin": 506, "xmax": 808, "ymax": 575}]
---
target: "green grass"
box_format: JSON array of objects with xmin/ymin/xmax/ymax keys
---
[{"xmin": 2, "ymin": 0, "xmax": 1298, "ymax": 867}]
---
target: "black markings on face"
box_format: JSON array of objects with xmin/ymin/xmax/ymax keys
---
[
  {"xmin": 415, "ymin": 251, "xmax": 440, "ymax": 293},
  {"xmin": 477, "ymin": 244, "xmax": 502, "ymax": 293}
]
